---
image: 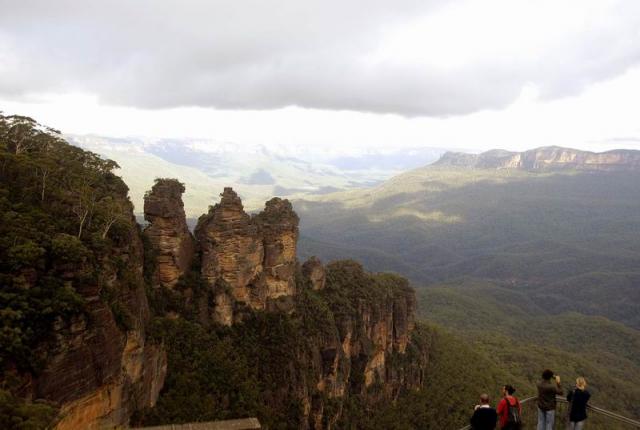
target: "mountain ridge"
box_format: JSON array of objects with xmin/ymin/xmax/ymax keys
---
[{"xmin": 435, "ymin": 146, "xmax": 640, "ymax": 171}]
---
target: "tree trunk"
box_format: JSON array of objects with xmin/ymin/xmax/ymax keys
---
[
  {"xmin": 40, "ymin": 170, "xmax": 47, "ymax": 202},
  {"xmin": 78, "ymin": 210, "xmax": 88, "ymax": 238}
]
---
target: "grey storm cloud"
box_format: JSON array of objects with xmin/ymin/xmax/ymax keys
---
[{"xmin": 1, "ymin": 0, "xmax": 640, "ymax": 116}]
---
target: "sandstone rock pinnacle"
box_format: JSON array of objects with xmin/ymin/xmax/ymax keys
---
[
  {"xmin": 195, "ymin": 188, "xmax": 299, "ymax": 325},
  {"xmin": 143, "ymin": 178, "xmax": 195, "ymax": 288}
]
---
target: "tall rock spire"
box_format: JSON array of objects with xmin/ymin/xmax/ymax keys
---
[{"xmin": 143, "ymin": 178, "xmax": 195, "ymax": 288}]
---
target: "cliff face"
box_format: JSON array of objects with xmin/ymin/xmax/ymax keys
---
[
  {"xmin": 256, "ymin": 260, "xmax": 426, "ymax": 429},
  {"xmin": 18, "ymin": 180, "xmax": 423, "ymax": 430},
  {"xmin": 143, "ymin": 179, "xmax": 195, "ymax": 288},
  {"xmin": 18, "ymin": 199, "xmax": 167, "ymax": 430},
  {"xmin": 194, "ymin": 188, "xmax": 299, "ymax": 325},
  {"xmin": 435, "ymin": 146, "xmax": 640, "ymax": 171},
  {"xmin": 309, "ymin": 263, "xmax": 423, "ymax": 426}
]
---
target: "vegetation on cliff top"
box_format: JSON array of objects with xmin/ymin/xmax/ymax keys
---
[
  {"xmin": 0, "ymin": 113, "xmax": 140, "ymax": 372},
  {"xmin": 0, "ymin": 113, "xmax": 146, "ymax": 426}
]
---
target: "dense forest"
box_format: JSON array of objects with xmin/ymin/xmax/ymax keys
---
[{"xmin": 296, "ymin": 157, "xmax": 640, "ymax": 426}]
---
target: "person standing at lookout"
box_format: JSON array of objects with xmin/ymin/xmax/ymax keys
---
[
  {"xmin": 566, "ymin": 377, "xmax": 591, "ymax": 430},
  {"xmin": 496, "ymin": 385, "xmax": 522, "ymax": 430},
  {"xmin": 470, "ymin": 393, "xmax": 498, "ymax": 430},
  {"xmin": 537, "ymin": 369, "xmax": 563, "ymax": 430}
]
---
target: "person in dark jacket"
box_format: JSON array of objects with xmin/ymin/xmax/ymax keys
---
[
  {"xmin": 496, "ymin": 385, "xmax": 522, "ymax": 430},
  {"xmin": 537, "ymin": 369, "xmax": 563, "ymax": 430},
  {"xmin": 566, "ymin": 377, "xmax": 591, "ymax": 429},
  {"xmin": 470, "ymin": 393, "xmax": 498, "ymax": 430}
]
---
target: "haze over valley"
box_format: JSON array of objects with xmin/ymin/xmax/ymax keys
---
[{"xmin": 71, "ymin": 134, "xmax": 445, "ymax": 215}]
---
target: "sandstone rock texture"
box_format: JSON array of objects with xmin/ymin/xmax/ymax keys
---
[
  {"xmin": 18, "ymin": 195, "xmax": 167, "ymax": 429},
  {"xmin": 284, "ymin": 261, "xmax": 425, "ymax": 429},
  {"xmin": 143, "ymin": 179, "xmax": 195, "ymax": 288},
  {"xmin": 41, "ymin": 182, "xmax": 424, "ymax": 429},
  {"xmin": 195, "ymin": 188, "xmax": 299, "ymax": 325},
  {"xmin": 436, "ymin": 146, "xmax": 640, "ymax": 171}
]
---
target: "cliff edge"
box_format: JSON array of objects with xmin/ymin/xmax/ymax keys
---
[{"xmin": 435, "ymin": 146, "xmax": 640, "ymax": 171}]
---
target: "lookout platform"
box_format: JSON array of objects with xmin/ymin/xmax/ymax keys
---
[{"xmin": 132, "ymin": 418, "xmax": 261, "ymax": 430}]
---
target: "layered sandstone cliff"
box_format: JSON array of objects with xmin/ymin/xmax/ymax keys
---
[
  {"xmin": 286, "ymin": 260, "xmax": 425, "ymax": 429},
  {"xmin": 436, "ymin": 146, "xmax": 640, "ymax": 171},
  {"xmin": 17, "ymin": 197, "xmax": 167, "ymax": 430},
  {"xmin": 194, "ymin": 187, "xmax": 299, "ymax": 325},
  {"xmin": 143, "ymin": 179, "xmax": 195, "ymax": 288}
]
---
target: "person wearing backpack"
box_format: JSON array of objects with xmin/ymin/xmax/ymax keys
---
[
  {"xmin": 470, "ymin": 393, "xmax": 498, "ymax": 430},
  {"xmin": 496, "ymin": 385, "xmax": 522, "ymax": 430},
  {"xmin": 537, "ymin": 369, "xmax": 563, "ymax": 430},
  {"xmin": 566, "ymin": 377, "xmax": 591, "ymax": 429}
]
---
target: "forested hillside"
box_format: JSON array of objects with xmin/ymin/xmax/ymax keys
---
[
  {"xmin": 296, "ymin": 150, "xmax": 640, "ymax": 425},
  {"xmin": 418, "ymin": 282, "xmax": 640, "ymax": 419},
  {"xmin": 296, "ymin": 162, "xmax": 640, "ymax": 328}
]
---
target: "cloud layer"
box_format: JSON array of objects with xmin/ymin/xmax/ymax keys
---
[{"xmin": 1, "ymin": 0, "xmax": 639, "ymax": 116}]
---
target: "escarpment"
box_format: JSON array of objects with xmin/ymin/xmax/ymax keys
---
[
  {"xmin": 298, "ymin": 261, "xmax": 425, "ymax": 428},
  {"xmin": 436, "ymin": 146, "xmax": 640, "ymax": 171},
  {"xmin": 0, "ymin": 114, "xmax": 168, "ymax": 430},
  {"xmin": 39, "ymin": 197, "xmax": 168, "ymax": 430},
  {"xmin": 141, "ymin": 183, "xmax": 428, "ymax": 429}
]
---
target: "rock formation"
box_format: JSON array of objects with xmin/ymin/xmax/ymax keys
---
[
  {"xmin": 195, "ymin": 188, "xmax": 299, "ymax": 325},
  {"xmin": 143, "ymin": 179, "xmax": 195, "ymax": 288},
  {"xmin": 302, "ymin": 256, "xmax": 326, "ymax": 291},
  {"xmin": 254, "ymin": 197, "xmax": 299, "ymax": 299},
  {"xmin": 435, "ymin": 146, "xmax": 640, "ymax": 171},
  {"xmin": 0, "ymin": 114, "xmax": 427, "ymax": 430},
  {"xmin": 280, "ymin": 260, "xmax": 424, "ymax": 429},
  {"xmin": 17, "ymin": 199, "xmax": 167, "ymax": 430},
  {"xmin": 48, "ymin": 184, "xmax": 422, "ymax": 429}
]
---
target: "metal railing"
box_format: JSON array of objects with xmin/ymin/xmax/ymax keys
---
[{"xmin": 458, "ymin": 396, "xmax": 640, "ymax": 430}]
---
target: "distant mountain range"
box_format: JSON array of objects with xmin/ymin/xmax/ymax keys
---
[
  {"xmin": 296, "ymin": 146, "xmax": 640, "ymax": 328},
  {"xmin": 436, "ymin": 146, "xmax": 640, "ymax": 170},
  {"xmin": 69, "ymin": 135, "xmax": 446, "ymax": 216}
]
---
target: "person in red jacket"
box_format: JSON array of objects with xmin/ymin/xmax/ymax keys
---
[{"xmin": 496, "ymin": 385, "xmax": 522, "ymax": 430}]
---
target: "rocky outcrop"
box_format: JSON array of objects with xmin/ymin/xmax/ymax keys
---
[
  {"xmin": 435, "ymin": 146, "xmax": 640, "ymax": 171},
  {"xmin": 287, "ymin": 261, "xmax": 425, "ymax": 429},
  {"xmin": 302, "ymin": 257, "xmax": 326, "ymax": 291},
  {"xmin": 144, "ymin": 179, "xmax": 195, "ymax": 288},
  {"xmin": 254, "ymin": 197, "xmax": 299, "ymax": 299},
  {"xmin": 195, "ymin": 188, "xmax": 299, "ymax": 325}
]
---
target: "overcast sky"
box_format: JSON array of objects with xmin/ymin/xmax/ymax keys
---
[{"xmin": 1, "ymin": 0, "xmax": 640, "ymax": 152}]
